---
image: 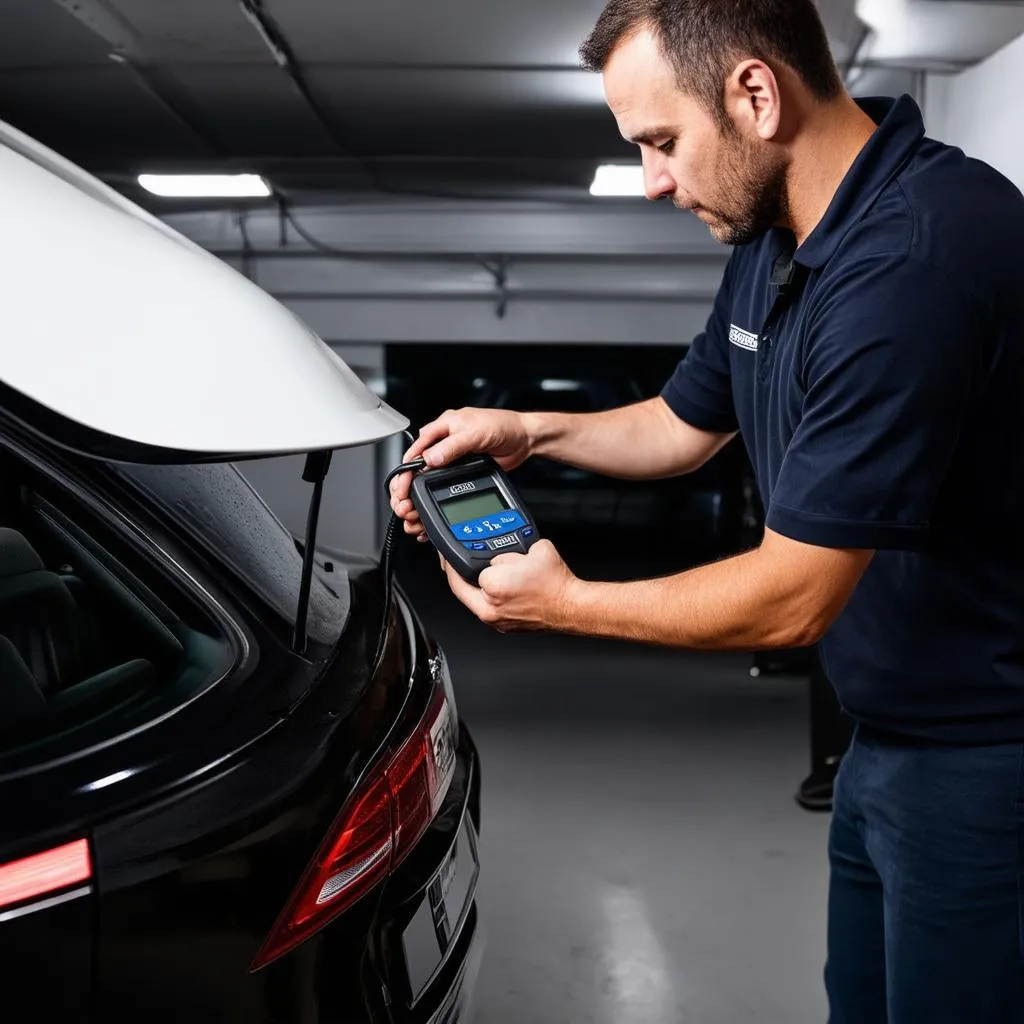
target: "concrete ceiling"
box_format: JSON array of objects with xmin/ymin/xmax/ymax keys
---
[{"xmin": 0, "ymin": 0, "xmax": 1000, "ymax": 208}]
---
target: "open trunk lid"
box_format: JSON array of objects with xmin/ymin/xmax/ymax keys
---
[{"xmin": 0, "ymin": 119, "xmax": 406, "ymax": 460}]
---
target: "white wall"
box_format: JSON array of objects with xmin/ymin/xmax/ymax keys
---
[{"xmin": 925, "ymin": 32, "xmax": 1024, "ymax": 191}]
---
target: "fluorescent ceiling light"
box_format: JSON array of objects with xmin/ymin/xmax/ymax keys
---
[
  {"xmin": 137, "ymin": 173, "xmax": 271, "ymax": 198},
  {"xmin": 589, "ymin": 164, "xmax": 645, "ymax": 197}
]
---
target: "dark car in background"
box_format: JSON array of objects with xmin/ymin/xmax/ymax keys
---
[
  {"xmin": 0, "ymin": 118, "xmax": 483, "ymax": 1023},
  {"xmin": 466, "ymin": 370, "xmax": 755, "ymax": 561},
  {"xmin": 470, "ymin": 373, "xmax": 660, "ymax": 529},
  {"xmin": 387, "ymin": 343, "xmax": 758, "ymax": 567}
]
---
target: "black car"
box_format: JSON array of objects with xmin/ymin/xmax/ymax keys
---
[
  {"xmin": 0, "ymin": 120, "xmax": 483, "ymax": 1023},
  {"xmin": 0, "ymin": 419, "xmax": 483, "ymax": 1023}
]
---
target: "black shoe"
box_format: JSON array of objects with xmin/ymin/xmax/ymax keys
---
[{"xmin": 795, "ymin": 772, "xmax": 835, "ymax": 812}]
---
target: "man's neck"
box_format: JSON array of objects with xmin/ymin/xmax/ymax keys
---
[{"xmin": 785, "ymin": 97, "xmax": 879, "ymax": 247}]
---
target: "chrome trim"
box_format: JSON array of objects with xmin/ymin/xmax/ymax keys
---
[{"xmin": 0, "ymin": 885, "xmax": 92, "ymax": 923}]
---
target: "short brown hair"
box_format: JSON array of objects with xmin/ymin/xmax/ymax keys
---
[{"xmin": 579, "ymin": 0, "xmax": 843, "ymax": 123}]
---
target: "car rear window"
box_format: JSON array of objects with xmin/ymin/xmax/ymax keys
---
[
  {"xmin": 112, "ymin": 461, "xmax": 349, "ymax": 648},
  {"xmin": 0, "ymin": 443, "xmax": 235, "ymax": 767}
]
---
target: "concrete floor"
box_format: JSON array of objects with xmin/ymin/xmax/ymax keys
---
[{"xmin": 398, "ymin": 539, "xmax": 832, "ymax": 1024}]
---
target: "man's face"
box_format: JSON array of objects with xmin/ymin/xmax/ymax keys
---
[{"xmin": 603, "ymin": 28, "xmax": 787, "ymax": 246}]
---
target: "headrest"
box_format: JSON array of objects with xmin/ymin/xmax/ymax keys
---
[{"xmin": 0, "ymin": 528, "xmax": 45, "ymax": 577}]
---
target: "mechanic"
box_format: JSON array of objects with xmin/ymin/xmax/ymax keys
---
[{"xmin": 390, "ymin": 1, "xmax": 1024, "ymax": 1020}]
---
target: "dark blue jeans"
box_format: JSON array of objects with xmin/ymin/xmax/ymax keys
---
[{"xmin": 826, "ymin": 726, "xmax": 1024, "ymax": 1022}]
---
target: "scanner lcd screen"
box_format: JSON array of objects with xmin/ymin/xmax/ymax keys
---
[{"xmin": 440, "ymin": 489, "xmax": 508, "ymax": 525}]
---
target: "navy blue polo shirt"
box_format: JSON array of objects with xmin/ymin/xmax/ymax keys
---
[{"xmin": 662, "ymin": 95, "xmax": 1024, "ymax": 743}]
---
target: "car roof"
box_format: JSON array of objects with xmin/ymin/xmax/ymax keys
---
[{"xmin": 0, "ymin": 120, "xmax": 407, "ymax": 458}]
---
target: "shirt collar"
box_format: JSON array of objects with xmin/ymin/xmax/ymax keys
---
[{"xmin": 793, "ymin": 94, "xmax": 926, "ymax": 270}]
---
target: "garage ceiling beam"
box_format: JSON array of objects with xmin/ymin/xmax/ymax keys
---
[
  {"xmin": 162, "ymin": 202, "xmax": 727, "ymax": 258},
  {"xmin": 268, "ymin": 289, "xmax": 719, "ymax": 303},
  {"xmin": 237, "ymin": 0, "xmax": 375, "ymax": 187},
  {"xmin": 50, "ymin": 0, "xmax": 139, "ymax": 56},
  {"xmin": 48, "ymin": 0, "xmax": 222, "ymax": 156},
  {"xmin": 207, "ymin": 248, "xmax": 722, "ymax": 263}
]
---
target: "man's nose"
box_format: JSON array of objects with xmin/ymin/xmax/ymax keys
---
[{"xmin": 642, "ymin": 153, "xmax": 675, "ymax": 201}]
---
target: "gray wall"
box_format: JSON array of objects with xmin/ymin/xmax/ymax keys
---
[{"xmin": 165, "ymin": 200, "xmax": 728, "ymax": 347}]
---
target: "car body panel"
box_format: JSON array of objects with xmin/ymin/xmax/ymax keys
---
[
  {"xmin": 82, "ymin": 600, "xmax": 477, "ymax": 1023},
  {"xmin": 0, "ymin": 118, "xmax": 407, "ymax": 457},
  {"xmin": 0, "ymin": 398, "xmax": 482, "ymax": 1024},
  {"xmin": 0, "ymin": 508, "xmax": 482, "ymax": 1022}
]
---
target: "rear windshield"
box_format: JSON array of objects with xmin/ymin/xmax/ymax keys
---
[
  {"xmin": 112, "ymin": 461, "xmax": 349, "ymax": 647},
  {"xmin": 0, "ymin": 442, "xmax": 235, "ymax": 768}
]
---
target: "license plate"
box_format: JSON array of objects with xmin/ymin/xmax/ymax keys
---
[
  {"xmin": 435, "ymin": 819, "xmax": 477, "ymax": 936},
  {"xmin": 401, "ymin": 818, "xmax": 480, "ymax": 1001}
]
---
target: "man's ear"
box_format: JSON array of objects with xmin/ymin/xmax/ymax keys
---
[{"xmin": 724, "ymin": 59, "xmax": 782, "ymax": 141}]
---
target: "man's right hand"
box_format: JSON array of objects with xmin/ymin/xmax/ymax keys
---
[{"xmin": 388, "ymin": 407, "xmax": 533, "ymax": 540}]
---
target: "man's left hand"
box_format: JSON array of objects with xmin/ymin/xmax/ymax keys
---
[{"xmin": 441, "ymin": 539, "xmax": 578, "ymax": 633}]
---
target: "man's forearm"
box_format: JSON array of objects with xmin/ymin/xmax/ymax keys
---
[
  {"xmin": 522, "ymin": 397, "xmax": 734, "ymax": 481},
  {"xmin": 550, "ymin": 534, "xmax": 871, "ymax": 651}
]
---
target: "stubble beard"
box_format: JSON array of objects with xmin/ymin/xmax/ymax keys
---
[{"xmin": 683, "ymin": 135, "xmax": 789, "ymax": 247}]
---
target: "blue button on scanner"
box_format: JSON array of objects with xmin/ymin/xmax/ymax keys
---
[
  {"xmin": 522, "ymin": 528, "xmax": 534, "ymax": 537},
  {"xmin": 471, "ymin": 543, "xmax": 487, "ymax": 550}
]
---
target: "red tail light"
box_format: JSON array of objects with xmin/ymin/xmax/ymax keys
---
[
  {"xmin": 0, "ymin": 839, "xmax": 92, "ymax": 911},
  {"xmin": 251, "ymin": 688, "xmax": 457, "ymax": 970}
]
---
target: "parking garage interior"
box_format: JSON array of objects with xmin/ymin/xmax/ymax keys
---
[{"xmin": 4, "ymin": 0, "xmax": 1024, "ymax": 1021}]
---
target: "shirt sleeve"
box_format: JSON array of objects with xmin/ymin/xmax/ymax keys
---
[
  {"xmin": 766, "ymin": 253, "xmax": 982, "ymax": 550},
  {"xmin": 660, "ymin": 252, "xmax": 739, "ymax": 433}
]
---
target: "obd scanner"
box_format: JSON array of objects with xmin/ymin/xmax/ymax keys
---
[{"xmin": 410, "ymin": 454, "xmax": 540, "ymax": 584}]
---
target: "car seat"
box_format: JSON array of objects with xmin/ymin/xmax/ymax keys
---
[
  {"xmin": 0, "ymin": 526, "xmax": 90, "ymax": 693},
  {"xmin": 0, "ymin": 634, "xmax": 45, "ymax": 729},
  {"xmin": 23, "ymin": 492, "xmax": 186, "ymax": 673},
  {"xmin": 0, "ymin": 528, "xmax": 155, "ymax": 734}
]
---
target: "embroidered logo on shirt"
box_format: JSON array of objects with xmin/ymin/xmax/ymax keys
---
[{"xmin": 729, "ymin": 324, "xmax": 759, "ymax": 352}]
